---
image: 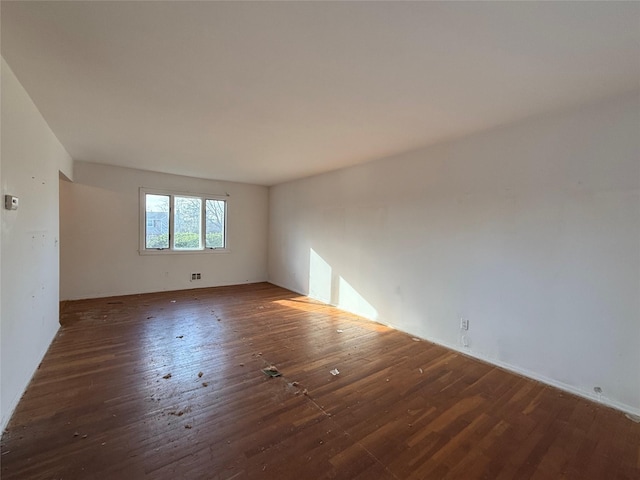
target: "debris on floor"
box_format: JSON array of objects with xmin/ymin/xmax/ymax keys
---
[
  {"xmin": 169, "ymin": 410, "xmax": 185, "ymax": 417},
  {"xmin": 82, "ymin": 435, "xmax": 88, "ymax": 439},
  {"xmin": 262, "ymin": 366, "xmax": 282, "ymax": 377},
  {"xmin": 412, "ymin": 337, "xmax": 421, "ymax": 342},
  {"xmin": 162, "ymin": 373, "xmax": 172, "ymax": 379},
  {"xmin": 170, "ymin": 300, "xmax": 177, "ymax": 303},
  {"xmin": 73, "ymin": 432, "xmax": 79, "ymax": 437},
  {"xmin": 198, "ymin": 371, "xmax": 203, "ymax": 378},
  {"xmin": 291, "ymin": 381, "xmax": 299, "ymax": 387},
  {"xmin": 330, "ymin": 369, "xmax": 340, "ymax": 376},
  {"xmin": 239, "ymin": 363, "xmax": 244, "ymax": 367},
  {"xmin": 386, "ymin": 378, "xmax": 390, "ymax": 382},
  {"xmin": 302, "ymin": 389, "xmax": 308, "ymax": 395},
  {"xmin": 336, "ymin": 329, "xmax": 344, "ymax": 333},
  {"xmin": 176, "ymin": 335, "xmax": 184, "ymax": 339},
  {"xmin": 202, "ymin": 382, "xmax": 209, "ymax": 387},
  {"xmin": 147, "ymin": 316, "xmax": 155, "ymax": 319},
  {"xmin": 185, "ymin": 424, "xmax": 192, "ymax": 429},
  {"xmin": 419, "ymin": 368, "xmax": 423, "ymax": 374},
  {"xmin": 626, "ymin": 413, "xmax": 640, "ymax": 423}
]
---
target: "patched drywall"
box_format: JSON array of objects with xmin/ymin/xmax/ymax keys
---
[{"xmin": 1, "ymin": 58, "xmax": 73, "ymax": 429}]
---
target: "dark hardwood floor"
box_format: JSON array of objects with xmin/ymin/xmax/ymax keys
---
[{"xmin": 1, "ymin": 283, "xmax": 638, "ymax": 479}]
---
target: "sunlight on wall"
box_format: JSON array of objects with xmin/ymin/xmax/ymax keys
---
[
  {"xmin": 308, "ymin": 248, "xmax": 378, "ymax": 321},
  {"xmin": 338, "ymin": 276, "xmax": 378, "ymax": 321},
  {"xmin": 309, "ymin": 248, "xmax": 332, "ymax": 303}
]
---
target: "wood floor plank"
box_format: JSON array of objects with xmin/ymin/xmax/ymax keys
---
[{"xmin": 1, "ymin": 283, "xmax": 638, "ymax": 479}]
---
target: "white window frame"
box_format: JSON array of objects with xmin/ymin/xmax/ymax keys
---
[{"xmin": 139, "ymin": 187, "xmax": 229, "ymax": 255}]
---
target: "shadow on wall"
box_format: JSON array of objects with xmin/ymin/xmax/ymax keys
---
[{"xmin": 308, "ymin": 248, "xmax": 378, "ymax": 321}]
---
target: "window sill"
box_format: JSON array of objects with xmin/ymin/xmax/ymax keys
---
[{"xmin": 138, "ymin": 248, "xmax": 231, "ymax": 256}]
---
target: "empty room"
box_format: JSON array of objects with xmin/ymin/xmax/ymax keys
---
[{"xmin": 1, "ymin": 1, "xmax": 639, "ymax": 479}]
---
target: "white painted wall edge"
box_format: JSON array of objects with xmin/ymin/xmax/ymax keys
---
[
  {"xmin": 267, "ymin": 280, "xmax": 640, "ymax": 418},
  {"xmin": 0, "ymin": 326, "xmax": 59, "ymax": 430},
  {"xmin": 1, "ymin": 58, "xmax": 72, "ymax": 431}
]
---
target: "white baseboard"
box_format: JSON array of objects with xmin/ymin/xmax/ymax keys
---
[
  {"xmin": 400, "ymin": 333, "xmax": 640, "ymax": 418},
  {"xmin": 267, "ymin": 280, "xmax": 639, "ymax": 418}
]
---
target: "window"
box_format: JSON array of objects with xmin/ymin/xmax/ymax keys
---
[{"xmin": 140, "ymin": 188, "xmax": 227, "ymax": 253}]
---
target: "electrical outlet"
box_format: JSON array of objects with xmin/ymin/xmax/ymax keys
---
[
  {"xmin": 190, "ymin": 273, "xmax": 201, "ymax": 281},
  {"xmin": 460, "ymin": 318, "xmax": 469, "ymax": 331},
  {"xmin": 4, "ymin": 195, "xmax": 18, "ymax": 210}
]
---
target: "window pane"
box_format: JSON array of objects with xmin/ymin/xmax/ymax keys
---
[
  {"xmin": 205, "ymin": 199, "xmax": 226, "ymax": 248},
  {"xmin": 174, "ymin": 196, "xmax": 202, "ymax": 250},
  {"xmin": 145, "ymin": 194, "xmax": 169, "ymax": 249}
]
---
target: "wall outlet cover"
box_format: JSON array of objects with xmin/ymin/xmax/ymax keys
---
[{"xmin": 5, "ymin": 195, "xmax": 19, "ymax": 210}]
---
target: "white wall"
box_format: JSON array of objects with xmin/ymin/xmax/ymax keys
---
[
  {"xmin": 1, "ymin": 58, "xmax": 73, "ymax": 429},
  {"xmin": 269, "ymin": 92, "xmax": 640, "ymax": 415},
  {"xmin": 60, "ymin": 162, "xmax": 268, "ymax": 300}
]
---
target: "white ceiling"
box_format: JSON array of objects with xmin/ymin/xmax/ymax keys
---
[{"xmin": 2, "ymin": 1, "xmax": 639, "ymax": 186}]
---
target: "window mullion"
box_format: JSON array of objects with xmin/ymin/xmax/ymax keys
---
[
  {"xmin": 201, "ymin": 198, "xmax": 206, "ymax": 249},
  {"xmin": 169, "ymin": 195, "xmax": 175, "ymax": 250}
]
